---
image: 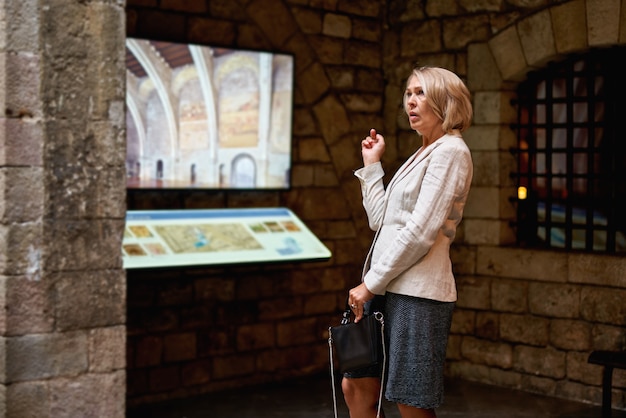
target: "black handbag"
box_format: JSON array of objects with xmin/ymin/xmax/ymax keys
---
[
  {"xmin": 328, "ymin": 306, "xmax": 384, "ymax": 373},
  {"xmin": 328, "ymin": 303, "xmax": 386, "ymax": 418}
]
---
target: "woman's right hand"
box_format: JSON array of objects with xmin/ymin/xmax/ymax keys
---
[{"xmin": 361, "ymin": 128, "xmax": 385, "ymax": 166}]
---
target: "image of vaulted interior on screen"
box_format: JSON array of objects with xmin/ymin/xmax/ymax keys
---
[{"xmin": 125, "ymin": 38, "xmax": 294, "ymax": 189}]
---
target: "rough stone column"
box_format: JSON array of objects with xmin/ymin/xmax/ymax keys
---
[{"xmin": 0, "ymin": 1, "xmax": 127, "ymax": 417}]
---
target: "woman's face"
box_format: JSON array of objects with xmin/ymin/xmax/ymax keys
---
[{"xmin": 404, "ymin": 75, "xmax": 441, "ymax": 138}]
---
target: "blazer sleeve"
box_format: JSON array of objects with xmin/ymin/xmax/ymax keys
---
[{"xmin": 354, "ymin": 162, "xmax": 386, "ymax": 231}]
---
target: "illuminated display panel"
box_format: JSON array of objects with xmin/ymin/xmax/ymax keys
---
[{"xmin": 123, "ymin": 208, "xmax": 331, "ymax": 269}]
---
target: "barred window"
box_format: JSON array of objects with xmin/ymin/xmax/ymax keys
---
[{"xmin": 511, "ymin": 47, "xmax": 626, "ymax": 254}]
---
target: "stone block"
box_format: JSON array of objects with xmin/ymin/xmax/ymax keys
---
[
  {"xmin": 163, "ymin": 332, "xmax": 196, "ymax": 362},
  {"xmin": 299, "ymin": 62, "xmax": 331, "ymax": 104},
  {"xmin": 156, "ymin": 282, "xmax": 193, "ymax": 306},
  {"xmin": 0, "ymin": 167, "xmax": 44, "ymax": 222},
  {"xmin": 471, "ymin": 151, "xmax": 500, "ymax": 188},
  {"xmin": 322, "ymin": 220, "xmax": 356, "ymax": 239},
  {"xmin": 6, "ymin": 380, "xmax": 48, "ymax": 418},
  {"xmin": 467, "ymin": 42, "xmax": 502, "ymax": 92},
  {"xmin": 514, "ymin": 346, "xmax": 566, "ymax": 379},
  {"xmin": 491, "ymin": 278, "xmax": 528, "ymax": 313},
  {"xmin": 313, "ymin": 164, "xmax": 340, "ymax": 186},
  {"xmin": 237, "ymin": 323, "xmax": 275, "ymax": 351},
  {"xmin": 568, "ymin": 253, "xmax": 626, "ymax": 287},
  {"xmin": 475, "ymin": 311, "xmax": 500, "ymax": 340},
  {"xmin": 550, "ymin": 0, "xmax": 587, "ymax": 54},
  {"xmin": 500, "ymin": 313, "xmax": 549, "ymax": 346},
  {"xmin": 473, "ymin": 91, "xmax": 516, "ymax": 125},
  {"xmin": 528, "ymin": 282, "xmax": 580, "ymax": 318},
  {"xmin": 461, "ymin": 336, "xmax": 513, "ymax": 368},
  {"xmin": 134, "ymin": 335, "xmax": 163, "ymax": 367},
  {"xmin": 338, "ymin": 0, "xmax": 381, "ymax": 17},
  {"xmin": 443, "ymin": 15, "xmax": 491, "ymax": 50},
  {"xmin": 580, "ymin": 287, "xmax": 626, "ymax": 325},
  {"xmin": 286, "ymin": 34, "xmax": 316, "ymax": 74},
  {"xmin": 89, "ymin": 325, "xmax": 126, "ymax": 372},
  {"xmin": 591, "ymin": 324, "xmax": 626, "ymax": 350},
  {"xmin": 489, "ymin": 368, "xmax": 522, "ymax": 389},
  {"xmin": 258, "ymin": 297, "xmax": 300, "ymax": 321},
  {"xmin": 344, "ymin": 39, "xmax": 380, "ymax": 67},
  {"xmin": 450, "ymin": 308, "xmax": 476, "ymax": 334},
  {"xmin": 292, "ymin": 7, "xmax": 322, "ymax": 34},
  {"xmin": 587, "ymin": 0, "xmax": 621, "ymax": 46},
  {"xmin": 446, "ymin": 334, "xmax": 463, "ymax": 360},
  {"xmin": 566, "ymin": 351, "xmax": 601, "ymax": 385},
  {"xmin": 276, "ymin": 318, "xmax": 318, "ymax": 346},
  {"xmin": 352, "ymin": 17, "xmax": 381, "ymax": 42},
  {"xmin": 211, "ymin": 354, "xmax": 255, "ymax": 379},
  {"xmin": 195, "ymin": 277, "xmax": 235, "ymax": 302},
  {"xmin": 291, "ymin": 165, "xmax": 315, "ymax": 187},
  {"xmin": 456, "ymin": 275, "xmax": 491, "ymax": 310},
  {"xmin": 323, "ymin": 13, "xmax": 351, "ymax": 38},
  {"xmin": 44, "ymin": 220, "xmax": 125, "ymax": 271},
  {"xmin": 283, "ymin": 187, "xmax": 352, "ymax": 221},
  {"xmin": 463, "ymin": 219, "xmax": 501, "ymax": 245},
  {"xmin": 7, "ymin": 332, "xmax": 88, "ymax": 381},
  {"xmin": 463, "ymin": 125, "xmax": 500, "ymax": 151},
  {"xmin": 49, "ymin": 371, "xmax": 125, "ymax": 418},
  {"xmin": 401, "ymin": 20, "xmax": 441, "ymax": 55},
  {"xmin": 555, "ymin": 378, "xmax": 598, "ymax": 406},
  {"xmin": 0, "ymin": 118, "xmax": 44, "ymax": 166},
  {"xmin": 520, "ymin": 373, "xmax": 557, "ymax": 396},
  {"xmin": 298, "ymin": 138, "xmax": 331, "ymax": 162},
  {"xmin": 303, "ymin": 292, "xmax": 336, "ymax": 315},
  {"xmin": 189, "ymin": 17, "xmax": 236, "ymax": 45},
  {"xmin": 181, "ymin": 359, "xmax": 212, "ymax": 386},
  {"xmin": 476, "ymin": 246, "xmax": 568, "ymax": 281},
  {"xmin": 340, "ymin": 93, "xmax": 382, "ymax": 112},
  {"xmin": 53, "ymin": 270, "xmax": 125, "ymax": 331},
  {"xmin": 0, "ymin": 222, "xmax": 43, "ymax": 278},
  {"xmin": 518, "ymin": 10, "xmax": 557, "ymax": 67},
  {"xmin": 328, "ymin": 136, "xmax": 362, "ymax": 179},
  {"xmin": 4, "ymin": 51, "xmax": 41, "ymax": 119},
  {"xmin": 489, "ymin": 25, "xmax": 528, "ymax": 81},
  {"xmin": 246, "ymin": 0, "xmax": 298, "ymax": 47},
  {"xmin": 5, "ymin": 275, "xmax": 54, "ymax": 335},
  {"xmin": 550, "ymin": 319, "xmax": 591, "ymax": 351}
]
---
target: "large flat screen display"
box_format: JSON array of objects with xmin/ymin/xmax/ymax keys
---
[{"xmin": 125, "ymin": 38, "xmax": 294, "ymax": 190}]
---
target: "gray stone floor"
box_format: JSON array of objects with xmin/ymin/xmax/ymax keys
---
[{"xmin": 127, "ymin": 374, "xmax": 626, "ymax": 418}]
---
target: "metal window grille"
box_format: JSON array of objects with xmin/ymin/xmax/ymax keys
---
[{"xmin": 510, "ymin": 47, "xmax": 626, "ymax": 254}]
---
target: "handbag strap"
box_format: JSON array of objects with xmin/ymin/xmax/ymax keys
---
[{"xmin": 328, "ymin": 311, "xmax": 386, "ymax": 418}]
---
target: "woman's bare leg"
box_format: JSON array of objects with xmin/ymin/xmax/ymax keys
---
[
  {"xmin": 397, "ymin": 403, "xmax": 436, "ymax": 418},
  {"xmin": 342, "ymin": 376, "xmax": 385, "ymax": 418}
]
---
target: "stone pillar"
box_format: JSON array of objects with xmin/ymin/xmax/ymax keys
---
[{"xmin": 0, "ymin": 1, "xmax": 126, "ymax": 417}]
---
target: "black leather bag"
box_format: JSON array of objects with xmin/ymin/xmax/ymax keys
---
[
  {"xmin": 328, "ymin": 304, "xmax": 384, "ymax": 374},
  {"xmin": 328, "ymin": 303, "xmax": 386, "ymax": 418}
]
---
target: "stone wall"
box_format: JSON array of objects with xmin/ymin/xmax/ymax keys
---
[
  {"xmin": 125, "ymin": 0, "xmax": 626, "ymax": 411},
  {"xmin": 1, "ymin": 1, "xmax": 127, "ymax": 417}
]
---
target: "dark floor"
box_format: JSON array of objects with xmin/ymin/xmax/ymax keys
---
[{"xmin": 127, "ymin": 374, "xmax": 626, "ymax": 418}]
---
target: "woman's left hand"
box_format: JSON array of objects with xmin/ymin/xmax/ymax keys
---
[{"xmin": 348, "ymin": 283, "xmax": 375, "ymax": 322}]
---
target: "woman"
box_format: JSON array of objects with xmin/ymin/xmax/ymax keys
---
[{"xmin": 343, "ymin": 66, "xmax": 473, "ymax": 418}]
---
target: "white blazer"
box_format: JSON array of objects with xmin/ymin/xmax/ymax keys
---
[{"xmin": 354, "ymin": 133, "xmax": 473, "ymax": 302}]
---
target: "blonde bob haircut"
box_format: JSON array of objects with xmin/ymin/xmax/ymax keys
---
[{"xmin": 403, "ymin": 66, "xmax": 473, "ymax": 134}]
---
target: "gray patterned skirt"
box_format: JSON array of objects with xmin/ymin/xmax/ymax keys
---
[{"xmin": 344, "ymin": 292, "xmax": 455, "ymax": 409}]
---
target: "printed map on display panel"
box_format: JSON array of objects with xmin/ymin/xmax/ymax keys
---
[{"xmin": 122, "ymin": 208, "xmax": 332, "ymax": 269}]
